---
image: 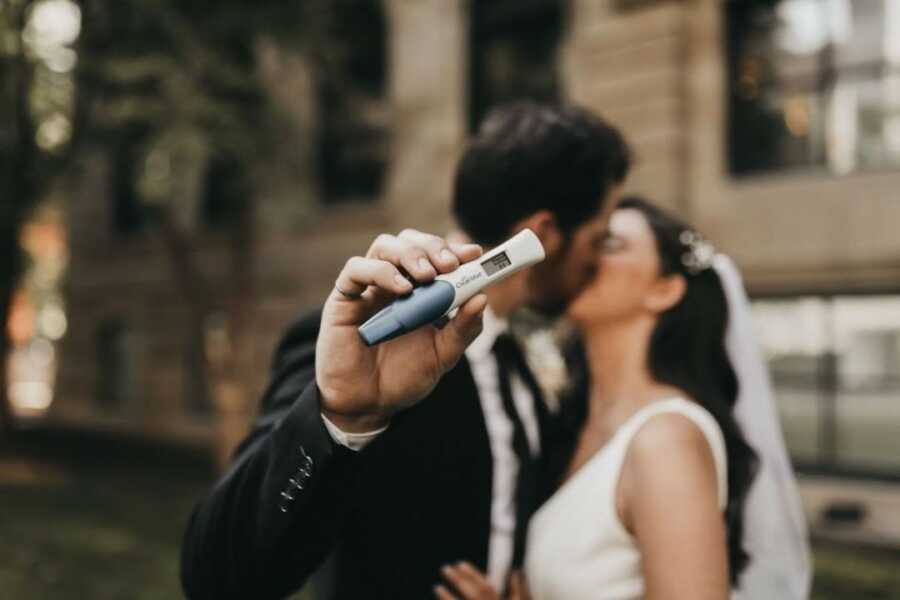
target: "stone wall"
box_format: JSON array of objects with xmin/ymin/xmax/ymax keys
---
[{"xmin": 565, "ymin": 0, "xmax": 689, "ymax": 213}]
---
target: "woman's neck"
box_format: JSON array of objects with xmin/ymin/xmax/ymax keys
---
[{"xmin": 579, "ymin": 316, "xmax": 674, "ymax": 430}]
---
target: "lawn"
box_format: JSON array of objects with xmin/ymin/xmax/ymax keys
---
[
  {"xmin": 812, "ymin": 542, "xmax": 900, "ymax": 600},
  {"xmin": 1, "ymin": 431, "xmax": 898, "ymax": 599}
]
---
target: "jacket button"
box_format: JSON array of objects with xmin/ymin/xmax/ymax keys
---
[
  {"xmin": 299, "ymin": 446, "xmax": 314, "ymax": 468},
  {"xmin": 280, "ymin": 490, "xmax": 295, "ymax": 501}
]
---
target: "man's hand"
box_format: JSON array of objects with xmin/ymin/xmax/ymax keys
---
[
  {"xmin": 434, "ymin": 563, "xmax": 530, "ymax": 600},
  {"xmin": 316, "ymin": 229, "xmax": 487, "ymax": 432}
]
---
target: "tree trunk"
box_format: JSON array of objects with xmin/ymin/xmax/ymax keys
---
[
  {"xmin": 210, "ymin": 198, "xmax": 256, "ymax": 469},
  {"xmin": 0, "ymin": 263, "xmax": 16, "ymax": 443},
  {"xmin": 0, "ymin": 2, "xmax": 37, "ymax": 445},
  {"xmin": 0, "ymin": 194, "xmax": 28, "ymax": 447},
  {"xmin": 151, "ymin": 203, "xmax": 257, "ymax": 470}
]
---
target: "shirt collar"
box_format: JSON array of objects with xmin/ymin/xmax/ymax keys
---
[{"xmin": 466, "ymin": 304, "xmax": 509, "ymax": 360}]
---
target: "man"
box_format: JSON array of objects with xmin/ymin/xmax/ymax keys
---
[{"xmin": 181, "ymin": 102, "xmax": 630, "ymax": 599}]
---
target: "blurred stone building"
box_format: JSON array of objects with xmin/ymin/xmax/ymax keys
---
[{"xmin": 29, "ymin": 0, "xmax": 900, "ymax": 542}]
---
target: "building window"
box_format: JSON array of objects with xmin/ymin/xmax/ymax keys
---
[
  {"xmin": 184, "ymin": 337, "xmax": 213, "ymax": 417},
  {"xmin": 111, "ymin": 139, "xmax": 146, "ymax": 234},
  {"xmin": 96, "ymin": 318, "xmax": 138, "ymax": 412},
  {"xmin": 469, "ymin": 0, "xmax": 563, "ymax": 132},
  {"xmin": 316, "ymin": 1, "xmax": 388, "ymax": 205},
  {"xmin": 201, "ymin": 154, "xmax": 247, "ymax": 229},
  {"xmin": 752, "ymin": 294, "xmax": 900, "ymax": 477},
  {"xmin": 726, "ymin": 0, "xmax": 900, "ymax": 176}
]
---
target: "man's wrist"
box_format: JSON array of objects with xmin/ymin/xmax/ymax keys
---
[
  {"xmin": 321, "ymin": 412, "xmax": 388, "ymax": 451},
  {"xmin": 316, "ymin": 382, "xmax": 392, "ymax": 432},
  {"xmin": 320, "ymin": 407, "xmax": 391, "ymax": 433},
  {"xmin": 317, "ymin": 384, "xmax": 390, "ymax": 450}
]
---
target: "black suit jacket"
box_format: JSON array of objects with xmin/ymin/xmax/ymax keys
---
[{"xmin": 181, "ymin": 308, "xmax": 505, "ymax": 599}]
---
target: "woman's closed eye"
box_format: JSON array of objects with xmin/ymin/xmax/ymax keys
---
[{"xmin": 601, "ymin": 234, "xmax": 625, "ymax": 253}]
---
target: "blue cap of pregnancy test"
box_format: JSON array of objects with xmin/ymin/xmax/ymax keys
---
[{"xmin": 359, "ymin": 280, "xmax": 456, "ymax": 346}]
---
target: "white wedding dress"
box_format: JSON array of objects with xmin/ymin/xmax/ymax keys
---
[{"xmin": 524, "ymin": 397, "xmax": 728, "ymax": 600}]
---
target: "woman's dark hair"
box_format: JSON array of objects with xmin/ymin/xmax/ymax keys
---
[
  {"xmin": 560, "ymin": 196, "xmax": 758, "ymax": 585},
  {"xmin": 453, "ymin": 101, "xmax": 630, "ymax": 246}
]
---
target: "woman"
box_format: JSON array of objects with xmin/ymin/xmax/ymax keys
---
[{"xmin": 436, "ymin": 197, "xmax": 759, "ymax": 600}]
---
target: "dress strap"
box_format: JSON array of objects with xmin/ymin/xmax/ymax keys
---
[{"xmin": 615, "ymin": 398, "xmax": 729, "ymax": 509}]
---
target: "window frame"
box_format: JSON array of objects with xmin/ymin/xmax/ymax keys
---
[
  {"xmin": 750, "ymin": 286, "xmax": 900, "ymax": 482},
  {"xmin": 725, "ymin": 0, "xmax": 900, "ymax": 180}
]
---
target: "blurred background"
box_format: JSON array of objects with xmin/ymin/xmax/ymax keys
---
[{"xmin": 1, "ymin": 0, "xmax": 899, "ymax": 598}]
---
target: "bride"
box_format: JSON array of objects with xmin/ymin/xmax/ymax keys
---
[{"xmin": 436, "ymin": 197, "xmax": 764, "ymax": 600}]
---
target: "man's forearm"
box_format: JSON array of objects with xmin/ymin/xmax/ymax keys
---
[{"xmin": 180, "ymin": 382, "xmax": 359, "ymax": 599}]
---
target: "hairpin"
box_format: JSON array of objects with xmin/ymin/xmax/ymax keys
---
[{"xmin": 679, "ymin": 230, "xmax": 716, "ymax": 275}]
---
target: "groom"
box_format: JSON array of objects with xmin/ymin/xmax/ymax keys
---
[{"xmin": 180, "ymin": 102, "xmax": 630, "ymax": 599}]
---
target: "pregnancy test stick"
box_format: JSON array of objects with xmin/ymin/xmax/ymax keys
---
[{"xmin": 358, "ymin": 229, "xmax": 546, "ymax": 346}]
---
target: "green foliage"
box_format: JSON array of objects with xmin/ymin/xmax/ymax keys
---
[
  {"xmin": 77, "ymin": 0, "xmax": 293, "ymax": 211},
  {"xmin": 3, "ymin": 0, "xmax": 378, "ymax": 227},
  {"xmin": 70, "ymin": 0, "xmax": 382, "ymax": 218}
]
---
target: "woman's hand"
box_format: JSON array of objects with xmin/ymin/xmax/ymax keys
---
[{"xmin": 435, "ymin": 563, "xmax": 530, "ymax": 600}]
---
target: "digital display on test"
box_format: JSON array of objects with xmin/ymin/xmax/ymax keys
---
[{"xmin": 481, "ymin": 251, "xmax": 512, "ymax": 276}]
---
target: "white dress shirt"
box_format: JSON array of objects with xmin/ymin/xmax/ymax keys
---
[
  {"xmin": 465, "ymin": 307, "xmax": 541, "ymax": 589},
  {"xmin": 321, "ymin": 306, "xmax": 542, "ymax": 590}
]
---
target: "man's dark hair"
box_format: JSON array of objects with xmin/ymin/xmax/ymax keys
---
[{"xmin": 453, "ymin": 101, "xmax": 631, "ymax": 246}]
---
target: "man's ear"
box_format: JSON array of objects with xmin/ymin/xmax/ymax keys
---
[
  {"xmin": 517, "ymin": 210, "xmax": 563, "ymax": 256},
  {"xmin": 644, "ymin": 274, "xmax": 687, "ymax": 314}
]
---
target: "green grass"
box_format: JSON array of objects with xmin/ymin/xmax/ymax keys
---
[
  {"xmin": 811, "ymin": 542, "xmax": 900, "ymax": 600},
  {"xmin": 0, "ymin": 478, "xmax": 197, "ymax": 599},
  {"xmin": 1, "ymin": 433, "xmax": 899, "ymax": 599},
  {"xmin": 0, "ymin": 430, "xmax": 320, "ymax": 600}
]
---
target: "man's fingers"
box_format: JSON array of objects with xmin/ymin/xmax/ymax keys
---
[
  {"xmin": 367, "ymin": 234, "xmax": 437, "ymax": 281},
  {"xmin": 365, "ymin": 231, "xmax": 482, "ymax": 282},
  {"xmin": 435, "ymin": 294, "xmax": 487, "ymax": 367},
  {"xmin": 441, "ymin": 564, "xmax": 482, "ymax": 599},
  {"xmin": 457, "ymin": 562, "xmax": 494, "ymax": 592},
  {"xmin": 334, "ymin": 256, "xmax": 412, "ymax": 299},
  {"xmin": 457, "ymin": 562, "xmax": 486, "ymax": 579},
  {"xmin": 434, "ymin": 585, "xmax": 457, "ymax": 600},
  {"xmin": 508, "ymin": 571, "xmax": 529, "ymax": 600},
  {"xmin": 398, "ymin": 229, "xmax": 482, "ymax": 273},
  {"xmin": 398, "ymin": 229, "xmax": 458, "ymax": 272},
  {"xmin": 448, "ymin": 241, "xmax": 483, "ymax": 263}
]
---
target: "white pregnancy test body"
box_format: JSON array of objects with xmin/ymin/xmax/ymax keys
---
[{"xmin": 436, "ymin": 228, "xmax": 546, "ymax": 311}]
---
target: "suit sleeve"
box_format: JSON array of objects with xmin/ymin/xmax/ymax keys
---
[{"xmin": 180, "ymin": 308, "xmax": 360, "ymax": 600}]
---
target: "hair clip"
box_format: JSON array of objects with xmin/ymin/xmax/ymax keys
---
[{"xmin": 679, "ymin": 230, "xmax": 716, "ymax": 275}]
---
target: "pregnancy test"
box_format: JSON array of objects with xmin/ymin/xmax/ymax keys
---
[{"xmin": 358, "ymin": 228, "xmax": 546, "ymax": 346}]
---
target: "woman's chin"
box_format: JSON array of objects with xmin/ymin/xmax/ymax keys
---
[
  {"xmin": 566, "ymin": 285, "xmax": 604, "ymax": 324},
  {"xmin": 566, "ymin": 297, "xmax": 612, "ymax": 329},
  {"xmin": 564, "ymin": 301, "xmax": 589, "ymax": 325}
]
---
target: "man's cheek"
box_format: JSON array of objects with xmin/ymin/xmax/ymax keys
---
[
  {"xmin": 577, "ymin": 265, "xmax": 594, "ymax": 291},
  {"xmin": 585, "ymin": 256, "xmax": 600, "ymax": 281}
]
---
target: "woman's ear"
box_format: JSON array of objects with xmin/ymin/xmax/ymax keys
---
[
  {"xmin": 518, "ymin": 210, "xmax": 563, "ymax": 256},
  {"xmin": 644, "ymin": 274, "xmax": 687, "ymax": 314}
]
